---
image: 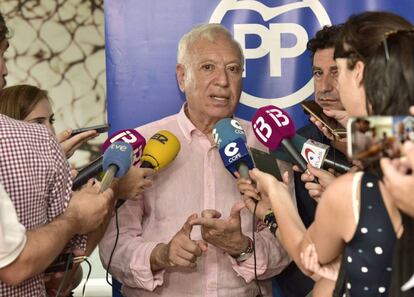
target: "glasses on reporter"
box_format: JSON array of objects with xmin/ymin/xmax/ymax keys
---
[{"xmin": 382, "ymin": 28, "xmax": 414, "ymax": 61}]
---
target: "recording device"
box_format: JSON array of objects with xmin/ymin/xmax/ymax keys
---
[
  {"xmin": 212, "ymin": 118, "xmax": 254, "ymax": 179},
  {"xmin": 72, "ymin": 129, "xmax": 146, "ymax": 190},
  {"xmin": 101, "ymin": 142, "xmax": 134, "ymax": 191},
  {"xmin": 301, "ymin": 100, "xmax": 346, "ymax": 138},
  {"xmin": 251, "ymin": 105, "xmax": 308, "ymax": 172},
  {"xmin": 347, "ymin": 115, "xmax": 414, "ymax": 161},
  {"xmin": 70, "ymin": 123, "xmax": 110, "ymax": 136},
  {"xmin": 270, "ymin": 133, "xmax": 351, "ymax": 174}
]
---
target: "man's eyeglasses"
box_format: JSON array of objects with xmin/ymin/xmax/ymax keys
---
[{"xmin": 382, "ymin": 29, "xmax": 414, "ymax": 61}]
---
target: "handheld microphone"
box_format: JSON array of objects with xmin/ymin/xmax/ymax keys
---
[
  {"xmin": 270, "ymin": 134, "xmax": 351, "ymax": 174},
  {"xmin": 140, "ymin": 130, "xmax": 181, "ymax": 170},
  {"xmin": 213, "ymin": 118, "xmax": 254, "ymax": 179},
  {"xmin": 72, "ymin": 129, "xmax": 146, "ymax": 190},
  {"xmin": 114, "ymin": 130, "xmax": 181, "ymax": 209},
  {"xmin": 101, "ymin": 142, "xmax": 134, "ymax": 192},
  {"xmin": 252, "ymin": 105, "xmax": 308, "ymax": 172}
]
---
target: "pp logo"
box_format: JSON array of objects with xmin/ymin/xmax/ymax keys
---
[
  {"xmin": 210, "ymin": 0, "xmax": 331, "ymax": 108},
  {"xmin": 224, "ymin": 142, "xmax": 240, "ymax": 157}
]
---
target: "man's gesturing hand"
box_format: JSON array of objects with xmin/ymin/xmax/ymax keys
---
[
  {"xmin": 189, "ymin": 202, "xmax": 250, "ymax": 257},
  {"xmin": 150, "ymin": 214, "xmax": 207, "ymax": 272}
]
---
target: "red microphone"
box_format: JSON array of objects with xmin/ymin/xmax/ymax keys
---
[{"xmin": 251, "ymin": 105, "xmax": 308, "ymax": 172}]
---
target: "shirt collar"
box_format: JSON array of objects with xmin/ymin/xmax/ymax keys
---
[{"xmin": 176, "ymin": 103, "xmax": 198, "ymax": 143}]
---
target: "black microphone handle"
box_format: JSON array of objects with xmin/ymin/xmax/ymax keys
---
[
  {"xmin": 115, "ymin": 160, "xmax": 155, "ymax": 209},
  {"xmin": 72, "ymin": 156, "xmax": 103, "ymax": 190},
  {"xmin": 323, "ymin": 158, "xmax": 351, "ymax": 174},
  {"xmin": 281, "ymin": 138, "xmax": 308, "ymax": 172}
]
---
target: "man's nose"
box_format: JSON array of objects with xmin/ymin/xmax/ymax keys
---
[{"xmin": 215, "ymin": 67, "xmax": 229, "ymax": 87}]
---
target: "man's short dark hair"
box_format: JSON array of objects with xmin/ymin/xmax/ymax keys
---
[
  {"xmin": 307, "ymin": 25, "xmax": 342, "ymax": 58},
  {"xmin": 0, "ymin": 12, "xmax": 9, "ymax": 42}
]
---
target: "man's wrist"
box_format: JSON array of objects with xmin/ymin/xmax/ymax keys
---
[
  {"xmin": 230, "ymin": 236, "xmax": 253, "ymax": 262},
  {"xmin": 150, "ymin": 243, "xmax": 169, "ymax": 272}
]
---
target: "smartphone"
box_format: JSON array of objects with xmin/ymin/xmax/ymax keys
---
[
  {"xmin": 71, "ymin": 123, "xmax": 110, "ymax": 136},
  {"xmin": 347, "ymin": 115, "xmax": 414, "ymax": 160},
  {"xmin": 301, "ymin": 100, "xmax": 347, "ymax": 138},
  {"xmin": 250, "ymin": 147, "xmax": 282, "ymax": 181}
]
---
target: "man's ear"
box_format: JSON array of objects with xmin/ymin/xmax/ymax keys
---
[
  {"xmin": 176, "ymin": 63, "xmax": 186, "ymax": 92},
  {"xmin": 354, "ymin": 60, "xmax": 365, "ymax": 86}
]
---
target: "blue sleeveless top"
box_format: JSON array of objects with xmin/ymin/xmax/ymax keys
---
[{"xmin": 343, "ymin": 173, "xmax": 397, "ymax": 296}]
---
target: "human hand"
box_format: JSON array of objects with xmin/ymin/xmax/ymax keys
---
[
  {"xmin": 300, "ymin": 244, "xmax": 339, "ymax": 282},
  {"xmin": 112, "ymin": 167, "xmax": 156, "ymax": 200},
  {"xmin": 64, "ymin": 179, "xmax": 114, "ymax": 234},
  {"xmin": 151, "ymin": 214, "xmax": 207, "ymax": 271},
  {"xmin": 249, "ymin": 168, "xmax": 289, "ymax": 200},
  {"xmin": 190, "ymin": 201, "xmax": 249, "ymax": 257},
  {"xmin": 300, "ymin": 165, "xmax": 336, "ymax": 203},
  {"xmin": 381, "ymin": 141, "xmax": 414, "ymax": 218},
  {"xmin": 57, "ymin": 128, "xmax": 98, "ymax": 159}
]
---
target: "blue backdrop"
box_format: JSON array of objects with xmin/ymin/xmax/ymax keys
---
[
  {"xmin": 103, "ymin": 1, "xmax": 414, "ymax": 296},
  {"xmin": 104, "ymin": 0, "xmax": 414, "ymax": 133}
]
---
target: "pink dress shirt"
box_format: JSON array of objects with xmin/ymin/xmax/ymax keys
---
[{"xmin": 99, "ymin": 106, "xmax": 290, "ymax": 297}]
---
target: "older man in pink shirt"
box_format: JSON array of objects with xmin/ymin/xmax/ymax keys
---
[{"xmin": 99, "ymin": 23, "xmax": 291, "ymax": 297}]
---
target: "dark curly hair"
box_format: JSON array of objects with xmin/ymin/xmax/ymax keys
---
[{"xmin": 306, "ymin": 25, "xmax": 342, "ymax": 58}]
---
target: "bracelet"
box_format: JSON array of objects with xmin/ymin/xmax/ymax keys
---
[
  {"xmin": 232, "ymin": 237, "xmax": 254, "ymax": 263},
  {"xmin": 263, "ymin": 209, "xmax": 278, "ymax": 236}
]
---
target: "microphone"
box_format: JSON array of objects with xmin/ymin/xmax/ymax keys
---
[
  {"xmin": 251, "ymin": 105, "xmax": 308, "ymax": 172},
  {"xmin": 72, "ymin": 129, "xmax": 146, "ymax": 190},
  {"xmin": 213, "ymin": 118, "xmax": 254, "ymax": 179},
  {"xmin": 140, "ymin": 130, "xmax": 181, "ymax": 170},
  {"xmin": 270, "ymin": 134, "xmax": 351, "ymax": 174},
  {"xmin": 101, "ymin": 142, "xmax": 134, "ymax": 192},
  {"xmin": 114, "ymin": 130, "xmax": 181, "ymax": 209}
]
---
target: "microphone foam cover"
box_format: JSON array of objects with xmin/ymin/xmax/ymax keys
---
[
  {"xmin": 141, "ymin": 130, "xmax": 180, "ymax": 170},
  {"xmin": 251, "ymin": 105, "xmax": 295, "ymax": 150},
  {"xmin": 102, "ymin": 129, "xmax": 146, "ymax": 166},
  {"xmin": 102, "ymin": 142, "xmax": 134, "ymax": 177},
  {"xmin": 212, "ymin": 118, "xmax": 246, "ymax": 149}
]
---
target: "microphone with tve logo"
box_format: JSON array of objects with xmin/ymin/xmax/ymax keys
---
[
  {"xmin": 101, "ymin": 142, "xmax": 134, "ymax": 192},
  {"xmin": 270, "ymin": 134, "xmax": 351, "ymax": 174},
  {"xmin": 72, "ymin": 129, "xmax": 146, "ymax": 190},
  {"xmin": 213, "ymin": 118, "xmax": 254, "ymax": 179},
  {"xmin": 251, "ymin": 105, "xmax": 308, "ymax": 172}
]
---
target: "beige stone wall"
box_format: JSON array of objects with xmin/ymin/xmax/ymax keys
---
[{"xmin": 2, "ymin": 0, "xmax": 107, "ymax": 167}]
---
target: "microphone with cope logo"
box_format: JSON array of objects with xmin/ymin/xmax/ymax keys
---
[
  {"xmin": 213, "ymin": 118, "xmax": 254, "ymax": 179},
  {"xmin": 101, "ymin": 142, "xmax": 134, "ymax": 192},
  {"xmin": 72, "ymin": 129, "xmax": 146, "ymax": 190},
  {"xmin": 251, "ymin": 105, "xmax": 308, "ymax": 172}
]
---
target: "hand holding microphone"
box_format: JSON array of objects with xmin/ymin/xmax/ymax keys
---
[{"xmin": 115, "ymin": 129, "xmax": 181, "ymax": 208}]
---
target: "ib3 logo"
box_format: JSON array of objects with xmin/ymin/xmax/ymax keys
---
[{"xmin": 210, "ymin": 0, "xmax": 331, "ymax": 108}]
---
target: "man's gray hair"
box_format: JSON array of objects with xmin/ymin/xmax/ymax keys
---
[{"xmin": 177, "ymin": 23, "xmax": 244, "ymax": 67}]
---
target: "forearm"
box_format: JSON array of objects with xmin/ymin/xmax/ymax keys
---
[
  {"xmin": 0, "ymin": 213, "xmax": 78, "ymax": 285},
  {"xmin": 269, "ymin": 190, "xmax": 312, "ymax": 275}
]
